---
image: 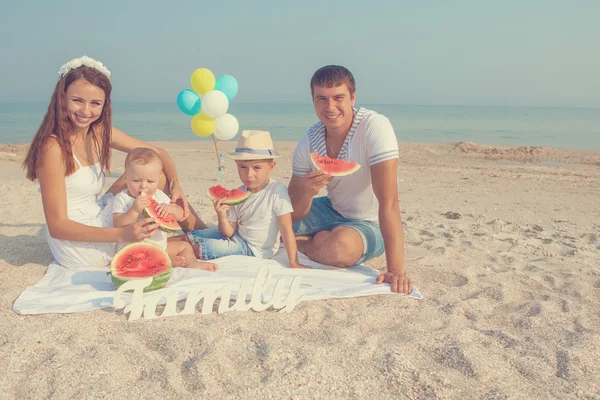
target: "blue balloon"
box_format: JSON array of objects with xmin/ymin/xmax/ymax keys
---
[
  {"xmin": 214, "ymin": 75, "xmax": 239, "ymax": 102},
  {"xmin": 177, "ymin": 89, "xmax": 201, "ymax": 116}
]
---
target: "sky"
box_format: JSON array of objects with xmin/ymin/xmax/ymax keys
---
[{"xmin": 1, "ymin": 0, "xmax": 599, "ymax": 108}]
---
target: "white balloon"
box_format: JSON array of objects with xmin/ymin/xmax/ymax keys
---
[
  {"xmin": 213, "ymin": 114, "xmax": 240, "ymax": 141},
  {"xmin": 201, "ymin": 90, "xmax": 229, "ymax": 118}
]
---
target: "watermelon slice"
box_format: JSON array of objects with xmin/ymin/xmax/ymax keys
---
[
  {"xmin": 110, "ymin": 242, "xmax": 171, "ymax": 292},
  {"xmin": 206, "ymin": 185, "xmax": 251, "ymax": 205},
  {"xmin": 310, "ymin": 152, "xmax": 360, "ymax": 177},
  {"xmin": 142, "ymin": 195, "xmax": 181, "ymax": 233}
]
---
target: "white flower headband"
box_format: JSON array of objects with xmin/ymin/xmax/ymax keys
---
[{"xmin": 58, "ymin": 55, "xmax": 111, "ymax": 80}]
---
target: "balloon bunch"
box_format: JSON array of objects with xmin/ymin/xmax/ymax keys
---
[{"xmin": 176, "ymin": 68, "xmax": 240, "ymax": 140}]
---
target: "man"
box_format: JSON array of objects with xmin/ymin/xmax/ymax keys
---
[{"xmin": 288, "ymin": 65, "xmax": 413, "ymax": 294}]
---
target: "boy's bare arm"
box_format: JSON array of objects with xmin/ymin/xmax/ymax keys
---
[
  {"xmin": 218, "ymin": 216, "xmax": 236, "ymax": 238},
  {"xmin": 278, "ymin": 213, "xmax": 310, "ymax": 269},
  {"xmin": 213, "ymin": 198, "xmax": 236, "ymax": 238}
]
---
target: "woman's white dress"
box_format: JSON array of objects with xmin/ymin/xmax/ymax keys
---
[{"xmin": 45, "ymin": 152, "xmax": 116, "ymax": 270}]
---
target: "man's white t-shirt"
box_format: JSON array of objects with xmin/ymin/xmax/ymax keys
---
[
  {"xmin": 227, "ymin": 180, "xmax": 293, "ymax": 259},
  {"xmin": 292, "ymin": 107, "xmax": 399, "ymax": 223},
  {"xmin": 112, "ymin": 189, "xmax": 172, "ymax": 250}
]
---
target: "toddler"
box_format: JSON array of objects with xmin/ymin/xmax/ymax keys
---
[{"xmin": 112, "ymin": 147, "xmax": 217, "ymax": 271}]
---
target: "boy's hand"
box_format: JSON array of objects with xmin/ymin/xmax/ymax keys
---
[
  {"xmin": 289, "ymin": 262, "xmax": 311, "ymax": 269},
  {"xmin": 213, "ymin": 198, "xmax": 230, "ymax": 217},
  {"xmin": 156, "ymin": 203, "xmax": 173, "ymax": 219},
  {"xmin": 133, "ymin": 194, "xmax": 150, "ymax": 213}
]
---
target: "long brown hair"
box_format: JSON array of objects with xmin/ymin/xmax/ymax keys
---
[{"xmin": 23, "ymin": 66, "xmax": 113, "ymax": 181}]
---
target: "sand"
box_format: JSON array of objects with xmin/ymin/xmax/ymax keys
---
[{"xmin": 0, "ymin": 140, "xmax": 599, "ymax": 399}]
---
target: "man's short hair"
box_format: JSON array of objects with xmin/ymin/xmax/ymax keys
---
[
  {"xmin": 125, "ymin": 147, "xmax": 162, "ymax": 167},
  {"xmin": 310, "ymin": 65, "xmax": 356, "ymax": 97}
]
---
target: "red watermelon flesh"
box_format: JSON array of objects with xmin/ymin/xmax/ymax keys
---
[
  {"xmin": 310, "ymin": 152, "xmax": 361, "ymax": 177},
  {"xmin": 110, "ymin": 242, "xmax": 171, "ymax": 292},
  {"xmin": 142, "ymin": 196, "xmax": 181, "ymax": 233},
  {"xmin": 206, "ymin": 185, "xmax": 251, "ymax": 205}
]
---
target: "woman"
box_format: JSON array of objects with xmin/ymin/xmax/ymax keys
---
[{"xmin": 23, "ymin": 55, "xmax": 207, "ymax": 269}]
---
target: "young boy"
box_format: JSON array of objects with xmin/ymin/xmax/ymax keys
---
[
  {"xmin": 112, "ymin": 147, "xmax": 217, "ymax": 271},
  {"xmin": 175, "ymin": 130, "xmax": 309, "ymax": 269}
]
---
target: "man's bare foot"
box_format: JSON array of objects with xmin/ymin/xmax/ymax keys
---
[
  {"xmin": 171, "ymin": 255, "xmax": 187, "ymax": 267},
  {"xmin": 188, "ymin": 260, "xmax": 218, "ymax": 271}
]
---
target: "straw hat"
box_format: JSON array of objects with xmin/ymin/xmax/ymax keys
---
[{"xmin": 226, "ymin": 130, "xmax": 281, "ymax": 160}]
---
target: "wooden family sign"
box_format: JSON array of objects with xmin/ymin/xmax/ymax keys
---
[{"xmin": 112, "ymin": 266, "xmax": 303, "ymax": 321}]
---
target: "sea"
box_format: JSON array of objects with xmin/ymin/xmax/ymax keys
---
[{"xmin": 2, "ymin": 102, "xmax": 599, "ymax": 150}]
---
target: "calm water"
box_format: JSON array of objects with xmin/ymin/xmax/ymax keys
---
[{"xmin": 2, "ymin": 102, "xmax": 599, "ymax": 150}]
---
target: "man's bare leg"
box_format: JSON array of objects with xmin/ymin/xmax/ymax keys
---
[{"xmin": 296, "ymin": 227, "xmax": 363, "ymax": 267}]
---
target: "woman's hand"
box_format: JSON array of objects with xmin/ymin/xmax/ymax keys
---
[
  {"xmin": 169, "ymin": 181, "xmax": 190, "ymax": 221},
  {"xmin": 121, "ymin": 217, "xmax": 159, "ymax": 242},
  {"xmin": 156, "ymin": 203, "xmax": 173, "ymax": 219}
]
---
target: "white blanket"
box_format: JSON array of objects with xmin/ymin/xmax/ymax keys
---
[{"xmin": 12, "ymin": 250, "xmax": 422, "ymax": 316}]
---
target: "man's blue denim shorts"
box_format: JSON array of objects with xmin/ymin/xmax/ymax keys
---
[
  {"xmin": 292, "ymin": 196, "xmax": 384, "ymax": 265},
  {"xmin": 187, "ymin": 228, "xmax": 254, "ymax": 260}
]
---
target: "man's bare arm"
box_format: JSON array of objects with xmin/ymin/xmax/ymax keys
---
[
  {"xmin": 371, "ymin": 159, "xmax": 413, "ymax": 294},
  {"xmin": 288, "ymin": 172, "xmax": 332, "ymax": 222}
]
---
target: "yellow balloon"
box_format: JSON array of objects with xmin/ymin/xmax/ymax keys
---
[
  {"xmin": 190, "ymin": 68, "xmax": 216, "ymax": 95},
  {"xmin": 191, "ymin": 113, "xmax": 215, "ymax": 137}
]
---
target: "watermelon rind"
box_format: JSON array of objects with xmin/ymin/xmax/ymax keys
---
[
  {"xmin": 142, "ymin": 208, "xmax": 181, "ymax": 233},
  {"xmin": 206, "ymin": 185, "xmax": 251, "ymax": 205},
  {"xmin": 142, "ymin": 196, "xmax": 181, "ymax": 233},
  {"xmin": 310, "ymin": 152, "xmax": 361, "ymax": 177},
  {"xmin": 110, "ymin": 242, "xmax": 172, "ymax": 292}
]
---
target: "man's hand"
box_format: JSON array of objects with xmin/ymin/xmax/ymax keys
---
[
  {"xmin": 300, "ymin": 170, "xmax": 333, "ymax": 197},
  {"xmin": 376, "ymin": 271, "xmax": 413, "ymax": 294}
]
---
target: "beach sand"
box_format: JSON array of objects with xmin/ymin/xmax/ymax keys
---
[{"xmin": 1, "ymin": 141, "xmax": 599, "ymax": 399}]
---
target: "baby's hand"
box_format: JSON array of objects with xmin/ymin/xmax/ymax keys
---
[
  {"xmin": 213, "ymin": 198, "xmax": 230, "ymax": 217},
  {"xmin": 133, "ymin": 195, "xmax": 150, "ymax": 213},
  {"xmin": 155, "ymin": 203, "xmax": 173, "ymax": 219}
]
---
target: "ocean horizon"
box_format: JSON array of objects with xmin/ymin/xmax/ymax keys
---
[{"xmin": 2, "ymin": 102, "xmax": 599, "ymax": 150}]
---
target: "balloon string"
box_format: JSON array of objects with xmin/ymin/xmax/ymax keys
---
[{"xmin": 212, "ymin": 135, "xmax": 222, "ymax": 168}]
